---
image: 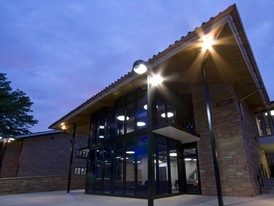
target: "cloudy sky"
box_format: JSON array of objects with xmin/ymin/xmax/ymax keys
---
[{"xmin": 0, "ymin": 0, "xmax": 273, "ymax": 133}]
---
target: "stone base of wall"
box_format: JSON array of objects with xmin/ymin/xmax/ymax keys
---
[{"xmin": 0, "ymin": 175, "xmax": 85, "ymax": 195}]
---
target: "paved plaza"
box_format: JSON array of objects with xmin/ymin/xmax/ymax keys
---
[{"xmin": 0, "ymin": 190, "xmax": 274, "ymax": 206}]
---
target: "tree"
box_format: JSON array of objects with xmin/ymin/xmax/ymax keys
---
[{"xmin": 0, "ymin": 73, "xmax": 38, "ymax": 137}]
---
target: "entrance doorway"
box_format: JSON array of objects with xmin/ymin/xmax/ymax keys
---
[
  {"xmin": 181, "ymin": 144, "xmax": 200, "ymax": 193},
  {"xmin": 155, "ymin": 137, "xmax": 200, "ymax": 195}
]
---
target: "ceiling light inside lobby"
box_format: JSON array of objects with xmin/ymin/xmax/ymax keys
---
[
  {"xmin": 117, "ymin": 115, "xmax": 129, "ymax": 121},
  {"xmin": 161, "ymin": 112, "xmax": 174, "ymax": 118}
]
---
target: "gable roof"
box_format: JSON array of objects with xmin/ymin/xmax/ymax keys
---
[{"xmin": 49, "ymin": 4, "xmax": 270, "ymax": 134}]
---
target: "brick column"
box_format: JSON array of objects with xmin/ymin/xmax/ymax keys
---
[{"xmin": 192, "ymin": 83, "xmax": 260, "ymax": 197}]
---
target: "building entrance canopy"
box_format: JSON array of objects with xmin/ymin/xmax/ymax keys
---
[{"xmin": 153, "ymin": 124, "xmax": 200, "ymax": 144}]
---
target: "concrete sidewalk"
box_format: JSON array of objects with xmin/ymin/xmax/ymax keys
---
[{"xmin": 0, "ymin": 190, "xmax": 273, "ymax": 206}]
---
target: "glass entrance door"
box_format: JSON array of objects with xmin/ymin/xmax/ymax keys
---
[{"xmin": 182, "ymin": 144, "xmax": 200, "ymax": 194}]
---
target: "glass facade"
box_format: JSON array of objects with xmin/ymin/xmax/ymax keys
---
[
  {"xmin": 255, "ymin": 109, "xmax": 274, "ymax": 137},
  {"xmin": 86, "ymin": 89, "xmax": 200, "ymax": 198}
]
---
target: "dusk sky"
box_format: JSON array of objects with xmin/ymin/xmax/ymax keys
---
[{"xmin": 0, "ymin": 1, "xmax": 273, "ymax": 133}]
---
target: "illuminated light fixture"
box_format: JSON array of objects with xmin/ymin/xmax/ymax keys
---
[
  {"xmin": 144, "ymin": 104, "xmax": 158, "ymax": 110},
  {"xmin": 201, "ymin": 35, "xmax": 214, "ymax": 52},
  {"xmin": 61, "ymin": 122, "xmax": 66, "ymax": 130},
  {"xmin": 144, "ymin": 104, "xmax": 147, "ymax": 110},
  {"xmin": 154, "ymin": 160, "xmax": 163, "ymax": 164},
  {"xmin": 99, "ymin": 135, "xmax": 104, "ymax": 139},
  {"xmin": 184, "ymin": 158, "xmax": 192, "ymax": 161},
  {"xmin": 161, "ymin": 112, "xmax": 174, "ymax": 118},
  {"xmin": 99, "ymin": 125, "xmax": 105, "ymax": 129},
  {"xmin": 117, "ymin": 115, "xmax": 129, "ymax": 121},
  {"xmin": 150, "ymin": 74, "xmax": 164, "ymax": 86},
  {"xmin": 137, "ymin": 121, "xmax": 146, "ymax": 127},
  {"xmin": 169, "ymin": 153, "xmax": 177, "ymax": 157},
  {"xmin": 126, "ymin": 151, "xmax": 135, "ymax": 154},
  {"xmin": 193, "ymin": 158, "xmax": 197, "ymax": 161},
  {"xmin": 132, "ymin": 59, "xmax": 147, "ymax": 74},
  {"xmin": 0, "ymin": 136, "xmax": 2, "ymax": 140},
  {"xmin": 264, "ymin": 111, "xmax": 274, "ymax": 116}
]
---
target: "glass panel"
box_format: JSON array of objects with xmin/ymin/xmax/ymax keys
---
[
  {"xmin": 166, "ymin": 104, "xmax": 175, "ymax": 124},
  {"xmin": 184, "ymin": 147, "xmax": 199, "ymax": 193},
  {"xmin": 125, "ymin": 140, "xmax": 136, "ymax": 194},
  {"xmin": 96, "ymin": 117, "xmax": 105, "ymax": 142},
  {"xmin": 95, "ymin": 148, "xmax": 103, "ymax": 192},
  {"xmin": 271, "ymin": 110, "xmax": 274, "ymax": 131},
  {"xmin": 156, "ymin": 98, "xmax": 176, "ymax": 126},
  {"xmin": 126, "ymin": 101, "xmax": 135, "ymax": 133},
  {"xmin": 156, "ymin": 136, "xmax": 170, "ymax": 194},
  {"xmin": 156, "ymin": 98, "xmax": 166, "ymax": 125},
  {"xmin": 263, "ymin": 112, "xmax": 272, "ymax": 135},
  {"xmin": 255, "ymin": 113, "xmax": 263, "ymax": 136},
  {"xmin": 169, "ymin": 140, "xmax": 179, "ymax": 194},
  {"xmin": 117, "ymin": 108, "xmax": 125, "ymax": 136},
  {"xmin": 114, "ymin": 143, "xmax": 124, "ymax": 194},
  {"xmin": 86, "ymin": 150, "xmax": 96, "ymax": 192},
  {"xmin": 103, "ymin": 146, "xmax": 113, "ymax": 193},
  {"xmin": 136, "ymin": 136, "xmax": 148, "ymax": 195},
  {"xmin": 136, "ymin": 96, "xmax": 147, "ymax": 130},
  {"xmin": 106, "ymin": 112, "xmax": 116, "ymax": 139}
]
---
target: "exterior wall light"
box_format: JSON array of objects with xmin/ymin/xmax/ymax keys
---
[
  {"xmin": 132, "ymin": 59, "xmax": 148, "ymax": 74},
  {"xmin": 201, "ymin": 35, "xmax": 214, "ymax": 52},
  {"xmin": 61, "ymin": 122, "xmax": 66, "ymax": 130}
]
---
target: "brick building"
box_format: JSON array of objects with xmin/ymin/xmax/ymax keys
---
[
  {"xmin": 0, "ymin": 130, "xmax": 88, "ymax": 194},
  {"xmin": 49, "ymin": 4, "xmax": 273, "ymax": 203}
]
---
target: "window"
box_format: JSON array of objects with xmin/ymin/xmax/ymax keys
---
[
  {"xmin": 74, "ymin": 167, "xmax": 86, "ymax": 175},
  {"xmin": 76, "ymin": 149, "xmax": 89, "ymax": 158}
]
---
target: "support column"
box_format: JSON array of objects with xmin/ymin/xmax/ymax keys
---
[
  {"xmin": 202, "ymin": 61, "xmax": 223, "ymax": 206},
  {"xmin": 67, "ymin": 122, "xmax": 76, "ymax": 193}
]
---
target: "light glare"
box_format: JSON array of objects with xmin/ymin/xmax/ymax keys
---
[
  {"xmin": 169, "ymin": 153, "xmax": 177, "ymax": 157},
  {"xmin": 117, "ymin": 115, "xmax": 129, "ymax": 121},
  {"xmin": 137, "ymin": 121, "xmax": 146, "ymax": 127},
  {"xmin": 202, "ymin": 36, "xmax": 214, "ymax": 51},
  {"xmin": 150, "ymin": 74, "xmax": 164, "ymax": 86},
  {"xmin": 133, "ymin": 63, "xmax": 147, "ymax": 74}
]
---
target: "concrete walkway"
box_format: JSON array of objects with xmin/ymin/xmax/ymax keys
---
[{"xmin": 0, "ymin": 190, "xmax": 273, "ymax": 206}]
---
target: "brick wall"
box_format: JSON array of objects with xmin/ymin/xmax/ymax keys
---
[
  {"xmin": 0, "ymin": 141, "xmax": 23, "ymax": 177},
  {"xmin": 17, "ymin": 132, "xmax": 87, "ymax": 177},
  {"xmin": 193, "ymin": 83, "xmax": 261, "ymax": 197},
  {"xmin": 0, "ymin": 175, "xmax": 85, "ymax": 195},
  {"xmin": 0, "ymin": 132, "xmax": 88, "ymax": 194}
]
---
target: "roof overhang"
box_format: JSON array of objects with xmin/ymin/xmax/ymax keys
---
[{"xmin": 49, "ymin": 4, "xmax": 270, "ymax": 135}]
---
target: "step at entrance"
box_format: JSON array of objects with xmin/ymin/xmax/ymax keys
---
[{"xmin": 262, "ymin": 178, "xmax": 274, "ymax": 194}]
